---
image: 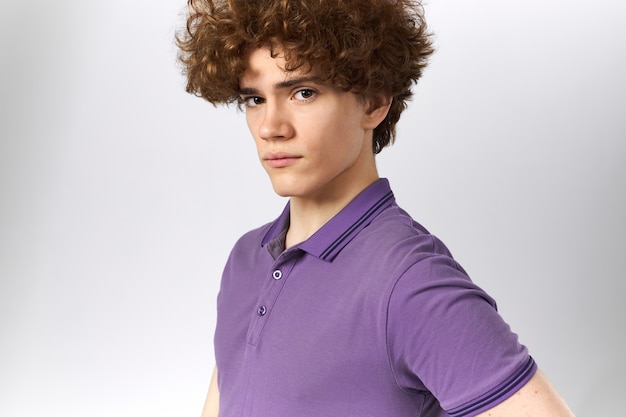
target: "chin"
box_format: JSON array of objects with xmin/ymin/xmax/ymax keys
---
[
  {"xmin": 269, "ymin": 179, "xmax": 308, "ymax": 198},
  {"xmin": 271, "ymin": 185, "xmax": 297, "ymax": 198}
]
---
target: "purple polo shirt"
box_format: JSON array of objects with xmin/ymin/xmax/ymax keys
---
[{"xmin": 214, "ymin": 178, "xmax": 536, "ymax": 417}]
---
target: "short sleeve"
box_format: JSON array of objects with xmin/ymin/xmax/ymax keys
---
[{"xmin": 386, "ymin": 254, "xmax": 536, "ymax": 417}]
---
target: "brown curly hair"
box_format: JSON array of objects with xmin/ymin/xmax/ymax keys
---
[{"xmin": 177, "ymin": 0, "xmax": 434, "ymax": 153}]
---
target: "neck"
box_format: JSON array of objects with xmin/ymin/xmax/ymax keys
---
[{"xmin": 285, "ymin": 171, "xmax": 379, "ymax": 249}]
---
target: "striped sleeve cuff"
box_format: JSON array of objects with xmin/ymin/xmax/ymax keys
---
[{"xmin": 447, "ymin": 356, "xmax": 537, "ymax": 417}]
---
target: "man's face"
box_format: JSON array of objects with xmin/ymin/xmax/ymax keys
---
[{"xmin": 239, "ymin": 47, "xmax": 381, "ymax": 202}]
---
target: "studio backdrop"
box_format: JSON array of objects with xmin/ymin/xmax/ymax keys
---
[{"xmin": 1, "ymin": 1, "xmax": 624, "ymax": 416}]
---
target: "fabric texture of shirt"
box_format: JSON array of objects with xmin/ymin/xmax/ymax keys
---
[{"xmin": 214, "ymin": 178, "xmax": 536, "ymax": 417}]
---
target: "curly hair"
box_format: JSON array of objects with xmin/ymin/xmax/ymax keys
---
[{"xmin": 177, "ymin": 0, "xmax": 434, "ymax": 153}]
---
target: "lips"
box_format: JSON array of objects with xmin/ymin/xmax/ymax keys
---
[{"xmin": 263, "ymin": 152, "xmax": 301, "ymax": 168}]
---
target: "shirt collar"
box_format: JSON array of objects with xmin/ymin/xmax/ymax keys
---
[{"xmin": 261, "ymin": 178, "xmax": 395, "ymax": 262}]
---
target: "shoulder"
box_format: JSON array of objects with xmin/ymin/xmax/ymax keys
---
[
  {"xmin": 359, "ymin": 203, "xmax": 464, "ymax": 274},
  {"xmin": 232, "ymin": 221, "xmax": 272, "ymax": 248},
  {"xmin": 225, "ymin": 221, "xmax": 275, "ymax": 264}
]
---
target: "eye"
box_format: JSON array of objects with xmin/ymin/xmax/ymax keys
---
[
  {"xmin": 239, "ymin": 96, "xmax": 265, "ymax": 108},
  {"xmin": 293, "ymin": 89, "xmax": 316, "ymax": 102}
]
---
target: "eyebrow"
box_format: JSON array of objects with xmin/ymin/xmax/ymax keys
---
[{"xmin": 238, "ymin": 76, "xmax": 322, "ymax": 96}]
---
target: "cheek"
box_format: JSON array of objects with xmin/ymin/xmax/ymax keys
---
[{"xmin": 317, "ymin": 107, "xmax": 360, "ymax": 137}]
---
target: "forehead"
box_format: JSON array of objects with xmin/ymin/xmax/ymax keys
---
[
  {"xmin": 240, "ymin": 47, "xmax": 314, "ymax": 86},
  {"xmin": 242, "ymin": 47, "xmax": 285, "ymax": 75}
]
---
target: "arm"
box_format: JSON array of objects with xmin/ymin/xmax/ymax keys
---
[
  {"xmin": 476, "ymin": 369, "xmax": 575, "ymax": 417},
  {"xmin": 200, "ymin": 366, "xmax": 219, "ymax": 417}
]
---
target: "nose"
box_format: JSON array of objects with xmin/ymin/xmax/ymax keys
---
[{"xmin": 258, "ymin": 102, "xmax": 294, "ymax": 141}]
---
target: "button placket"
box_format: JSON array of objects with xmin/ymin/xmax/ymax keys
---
[{"xmin": 247, "ymin": 253, "xmax": 298, "ymax": 346}]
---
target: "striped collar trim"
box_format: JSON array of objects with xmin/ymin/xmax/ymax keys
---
[{"xmin": 261, "ymin": 179, "xmax": 395, "ymax": 262}]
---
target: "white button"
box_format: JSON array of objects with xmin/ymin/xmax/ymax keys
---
[{"xmin": 272, "ymin": 269, "xmax": 282, "ymax": 280}]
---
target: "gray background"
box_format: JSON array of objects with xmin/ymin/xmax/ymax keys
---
[{"xmin": 1, "ymin": 0, "xmax": 624, "ymax": 415}]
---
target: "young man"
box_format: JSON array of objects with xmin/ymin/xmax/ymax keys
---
[{"xmin": 177, "ymin": 0, "xmax": 575, "ymax": 416}]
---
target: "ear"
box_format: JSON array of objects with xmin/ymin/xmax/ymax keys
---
[{"xmin": 362, "ymin": 93, "xmax": 393, "ymax": 130}]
